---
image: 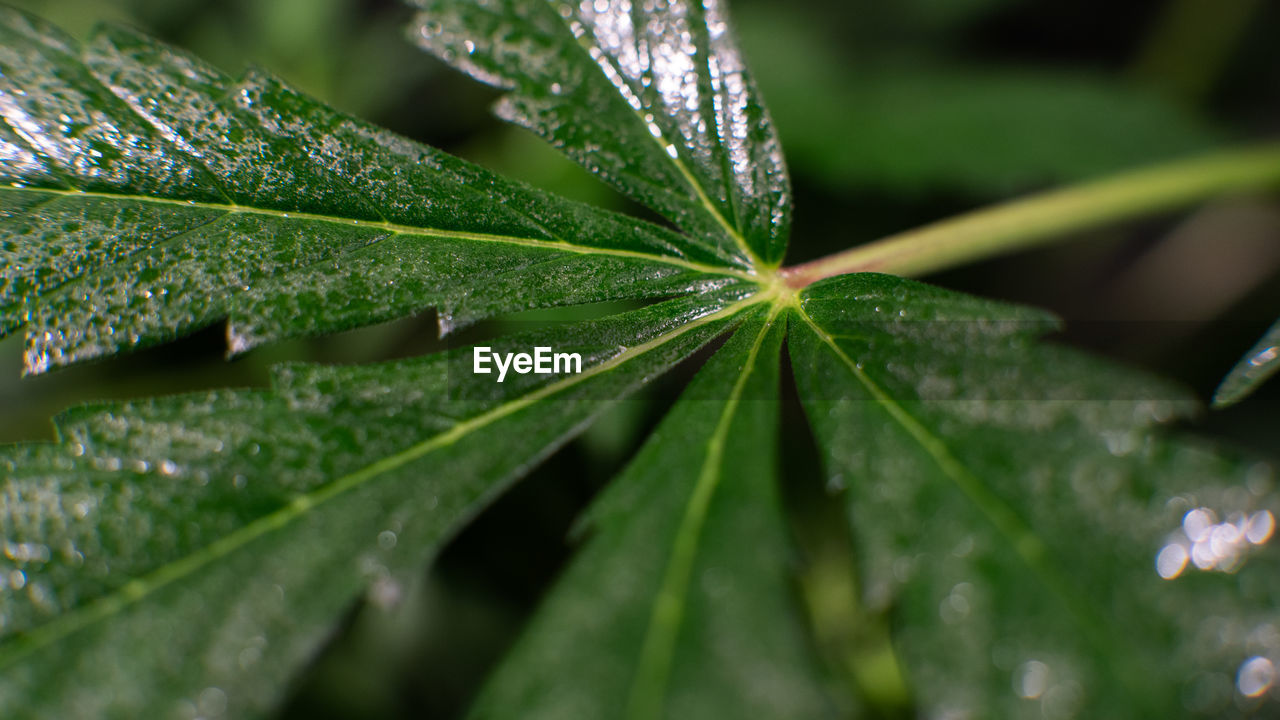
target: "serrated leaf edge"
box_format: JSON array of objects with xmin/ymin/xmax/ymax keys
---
[
  {"xmin": 787, "ymin": 295, "xmax": 1148, "ymax": 693},
  {"xmin": 0, "ymin": 290, "xmax": 769, "ymax": 671}
]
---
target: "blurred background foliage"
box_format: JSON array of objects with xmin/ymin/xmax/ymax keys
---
[{"xmin": 2, "ymin": 0, "xmax": 1278, "ymax": 717}]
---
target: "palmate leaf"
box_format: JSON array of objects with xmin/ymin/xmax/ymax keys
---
[
  {"xmin": 789, "ymin": 275, "xmax": 1280, "ymax": 718},
  {"xmin": 0, "ymin": 3, "xmax": 766, "ymax": 717},
  {"xmin": 2, "ymin": 2, "xmax": 1279, "ymax": 720},
  {"xmin": 0, "ymin": 8, "xmax": 741, "ymax": 373},
  {"xmin": 408, "ymin": 0, "xmax": 790, "ymax": 268},
  {"xmin": 468, "ymin": 309, "xmax": 838, "ymax": 720},
  {"xmin": 733, "ymin": 3, "xmax": 1219, "ymax": 195},
  {"xmin": 0, "ymin": 290, "xmax": 752, "ymax": 718}
]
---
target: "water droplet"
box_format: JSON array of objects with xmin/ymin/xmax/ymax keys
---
[
  {"xmin": 1164, "ymin": 506, "xmax": 1269, "ymax": 576},
  {"xmin": 1238, "ymin": 657, "xmax": 1276, "ymax": 698},
  {"xmin": 197, "ymin": 687, "xmax": 227, "ymax": 717},
  {"xmin": 1184, "ymin": 508, "xmax": 1216, "ymax": 542},
  {"xmin": 1248, "ymin": 345, "xmax": 1278, "ymax": 367},
  {"xmin": 1156, "ymin": 543, "xmax": 1188, "ymax": 579},
  {"xmin": 437, "ymin": 312, "xmax": 456, "ymax": 337},
  {"xmin": 1247, "ymin": 511, "xmax": 1275, "ymax": 545},
  {"xmin": 939, "ymin": 582, "xmax": 972, "ymax": 624},
  {"xmin": 1042, "ymin": 681, "xmax": 1083, "ymax": 719},
  {"xmin": 369, "ymin": 577, "xmax": 402, "ymax": 609},
  {"xmin": 1015, "ymin": 660, "xmax": 1050, "ymax": 699},
  {"xmin": 1246, "ymin": 463, "xmax": 1274, "ymax": 495}
]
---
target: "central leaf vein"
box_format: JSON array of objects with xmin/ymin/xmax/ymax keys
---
[
  {"xmin": 626, "ymin": 299, "xmax": 784, "ymax": 720},
  {"xmin": 0, "ymin": 186, "xmax": 753, "ymax": 282},
  {"xmin": 0, "ymin": 291, "xmax": 769, "ymax": 670},
  {"xmin": 791, "ymin": 301, "xmax": 1116, "ymax": 656},
  {"xmin": 556, "ymin": 8, "xmax": 761, "ymax": 269}
]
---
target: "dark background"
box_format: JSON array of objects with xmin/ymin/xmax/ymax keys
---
[{"xmin": 2, "ymin": 0, "xmax": 1278, "ymax": 717}]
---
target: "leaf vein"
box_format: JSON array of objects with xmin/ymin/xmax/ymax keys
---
[
  {"xmin": 626, "ymin": 299, "xmax": 783, "ymax": 720},
  {"xmin": 552, "ymin": 6, "xmax": 760, "ymax": 268},
  {"xmin": 791, "ymin": 300, "xmax": 1116, "ymax": 654},
  {"xmin": 0, "ymin": 291, "xmax": 767, "ymax": 670},
  {"xmin": 0, "ymin": 186, "xmax": 753, "ymax": 281}
]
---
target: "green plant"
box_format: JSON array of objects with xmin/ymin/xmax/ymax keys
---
[{"xmin": 1, "ymin": 1, "xmax": 1278, "ymax": 718}]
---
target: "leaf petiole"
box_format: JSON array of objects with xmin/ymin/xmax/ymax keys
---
[{"xmin": 779, "ymin": 143, "xmax": 1280, "ymax": 288}]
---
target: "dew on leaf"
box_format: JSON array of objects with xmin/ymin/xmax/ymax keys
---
[
  {"xmin": 368, "ymin": 578, "xmax": 402, "ymax": 610},
  {"xmin": 1248, "ymin": 346, "xmax": 1278, "ymax": 367},
  {"xmin": 1237, "ymin": 657, "xmax": 1276, "ymax": 698},
  {"xmin": 197, "ymin": 686, "xmax": 227, "ymax": 717},
  {"xmin": 237, "ymin": 646, "xmax": 262, "ymax": 671},
  {"xmin": 1041, "ymin": 681, "xmax": 1084, "ymax": 719},
  {"xmin": 939, "ymin": 582, "xmax": 973, "ymax": 624},
  {"xmin": 1156, "ymin": 543, "xmax": 1189, "ymax": 579},
  {"xmin": 1014, "ymin": 659, "xmax": 1050, "ymax": 699},
  {"xmin": 1157, "ymin": 508, "xmax": 1273, "ymax": 578}
]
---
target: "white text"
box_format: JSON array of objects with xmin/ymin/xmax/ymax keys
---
[{"xmin": 473, "ymin": 346, "xmax": 583, "ymax": 382}]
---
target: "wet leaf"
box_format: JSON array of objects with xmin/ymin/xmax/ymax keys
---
[
  {"xmin": 0, "ymin": 290, "xmax": 756, "ymax": 718},
  {"xmin": 0, "ymin": 9, "xmax": 742, "ymax": 373},
  {"xmin": 1, "ymin": 3, "xmax": 1277, "ymax": 720},
  {"xmin": 408, "ymin": 0, "xmax": 790, "ymax": 267},
  {"xmin": 789, "ymin": 274, "xmax": 1280, "ymax": 718},
  {"xmin": 1214, "ymin": 318, "xmax": 1280, "ymax": 407},
  {"xmin": 468, "ymin": 309, "xmax": 837, "ymax": 719}
]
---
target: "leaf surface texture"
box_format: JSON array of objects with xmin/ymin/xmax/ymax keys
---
[
  {"xmin": 469, "ymin": 309, "xmax": 837, "ymax": 719},
  {"xmin": 409, "ymin": 0, "xmax": 790, "ymax": 267},
  {"xmin": 789, "ymin": 274, "xmax": 1280, "ymax": 718},
  {"xmin": 0, "ymin": 4, "xmax": 1277, "ymax": 720},
  {"xmin": 1214, "ymin": 318, "xmax": 1280, "ymax": 407},
  {"xmin": 0, "ymin": 9, "xmax": 740, "ymax": 373},
  {"xmin": 0, "ymin": 291, "xmax": 752, "ymax": 718}
]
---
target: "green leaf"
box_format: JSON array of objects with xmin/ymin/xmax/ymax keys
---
[
  {"xmin": 408, "ymin": 0, "xmax": 790, "ymax": 267},
  {"xmin": 4, "ymin": 3, "xmax": 1279, "ymax": 719},
  {"xmin": 734, "ymin": 4, "xmax": 1219, "ymax": 195},
  {"xmin": 0, "ymin": 289, "xmax": 755, "ymax": 718},
  {"xmin": 467, "ymin": 308, "xmax": 837, "ymax": 719},
  {"xmin": 0, "ymin": 9, "xmax": 742, "ymax": 373},
  {"xmin": 1214, "ymin": 318, "xmax": 1280, "ymax": 407},
  {"xmin": 779, "ymin": 68, "xmax": 1218, "ymax": 194},
  {"xmin": 789, "ymin": 273, "xmax": 1280, "ymax": 718},
  {"xmin": 0, "ymin": 5, "xmax": 781, "ymax": 716}
]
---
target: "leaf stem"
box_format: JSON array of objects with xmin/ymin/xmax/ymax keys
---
[{"xmin": 779, "ymin": 143, "xmax": 1280, "ymax": 288}]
